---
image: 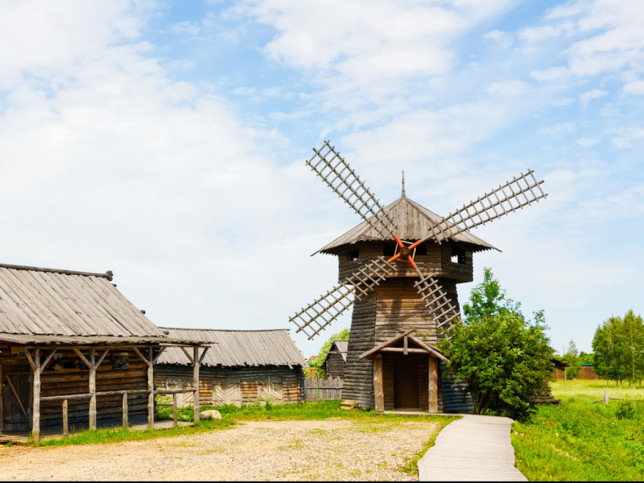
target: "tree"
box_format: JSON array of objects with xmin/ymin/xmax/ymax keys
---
[
  {"xmin": 308, "ymin": 329, "xmax": 350, "ymax": 378},
  {"xmin": 562, "ymin": 340, "xmax": 582, "ymax": 383},
  {"xmin": 439, "ymin": 268, "xmax": 554, "ymax": 422},
  {"xmin": 593, "ymin": 310, "xmax": 644, "ymax": 387}
]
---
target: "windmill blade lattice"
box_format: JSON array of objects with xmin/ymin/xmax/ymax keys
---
[
  {"xmin": 307, "ymin": 141, "xmax": 397, "ymax": 238},
  {"xmin": 414, "ymin": 274, "xmax": 460, "ymax": 334},
  {"xmin": 421, "ymin": 170, "xmax": 547, "ymax": 244},
  {"xmin": 289, "ymin": 257, "xmax": 395, "ymax": 339}
]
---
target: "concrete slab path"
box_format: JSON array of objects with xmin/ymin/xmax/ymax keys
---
[{"xmin": 418, "ymin": 414, "xmax": 527, "ymax": 481}]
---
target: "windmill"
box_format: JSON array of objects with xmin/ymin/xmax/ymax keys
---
[{"xmin": 290, "ymin": 140, "xmax": 547, "ymax": 412}]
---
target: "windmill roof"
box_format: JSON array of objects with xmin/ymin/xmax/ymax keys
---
[
  {"xmin": 155, "ymin": 328, "xmax": 307, "ymax": 368},
  {"xmin": 0, "ymin": 263, "xmax": 193, "ymax": 346},
  {"xmin": 315, "ymin": 195, "xmax": 498, "ymax": 254},
  {"xmin": 328, "ymin": 339, "xmax": 348, "ymax": 361}
]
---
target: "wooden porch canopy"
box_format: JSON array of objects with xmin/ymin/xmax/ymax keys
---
[
  {"xmin": 0, "ymin": 263, "xmax": 210, "ymax": 442},
  {"xmin": 359, "ymin": 330, "xmax": 448, "ymax": 413}
]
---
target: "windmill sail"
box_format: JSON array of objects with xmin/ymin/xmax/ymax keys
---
[
  {"xmin": 289, "ymin": 257, "xmax": 395, "ymax": 339},
  {"xmin": 414, "ymin": 274, "xmax": 460, "ymax": 334},
  {"xmin": 420, "ymin": 170, "xmax": 547, "ymax": 245},
  {"xmin": 307, "ymin": 141, "xmax": 397, "ymax": 238}
]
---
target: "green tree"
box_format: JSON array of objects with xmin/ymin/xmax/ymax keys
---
[
  {"xmin": 308, "ymin": 329, "xmax": 350, "ymax": 378},
  {"xmin": 593, "ymin": 311, "xmax": 644, "ymax": 386},
  {"xmin": 562, "ymin": 340, "xmax": 582, "ymax": 382},
  {"xmin": 439, "ymin": 268, "xmax": 554, "ymax": 422}
]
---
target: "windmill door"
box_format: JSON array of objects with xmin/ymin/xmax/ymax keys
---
[
  {"xmin": 2, "ymin": 365, "xmax": 31, "ymax": 431},
  {"xmin": 393, "ymin": 354, "xmax": 420, "ymax": 410}
]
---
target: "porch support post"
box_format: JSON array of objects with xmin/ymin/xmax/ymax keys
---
[
  {"xmin": 132, "ymin": 346, "xmax": 155, "ymax": 429},
  {"xmin": 27, "ymin": 349, "xmax": 42, "ymax": 443},
  {"xmin": 0, "ymin": 363, "xmax": 4, "ymax": 433},
  {"xmin": 89, "ymin": 348, "xmax": 97, "ymax": 430},
  {"xmin": 428, "ymin": 356, "xmax": 439, "ymax": 413},
  {"xmin": 373, "ymin": 354, "xmax": 384, "ymax": 413},
  {"xmin": 193, "ymin": 347, "xmax": 200, "ymax": 422},
  {"xmin": 147, "ymin": 348, "xmax": 154, "ymax": 429}
]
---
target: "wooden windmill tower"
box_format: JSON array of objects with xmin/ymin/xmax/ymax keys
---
[{"xmin": 290, "ymin": 141, "xmax": 547, "ymax": 413}]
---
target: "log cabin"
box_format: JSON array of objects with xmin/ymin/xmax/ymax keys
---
[
  {"xmin": 323, "ymin": 340, "xmax": 348, "ymax": 379},
  {"xmin": 0, "ymin": 263, "xmax": 205, "ymax": 442},
  {"xmin": 154, "ymin": 328, "xmax": 307, "ymax": 407}
]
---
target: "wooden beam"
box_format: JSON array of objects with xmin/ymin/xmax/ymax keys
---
[
  {"xmin": 193, "ymin": 347, "xmax": 200, "ymax": 423},
  {"xmin": 122, "ymin": 393, "xmax": 128, "ymax": 428},
  {"xmin": 428, "ymin": 357, "xmax": 438, "ymax": 413},
  {"xmin": 89, "ymin": 348, "xmax": 97, "ymax": 431},
  {"xmin": 32, "ymin": 348, "xmax": 41, "ymax": 444},
  {"xmin": 198, "ymin": 346, "xmax": 210, "ymax": 365},
  {"xmin": 403, "ymin": 336, "xmax": 408, "ymax": 355},
  {"xmin": 4, "ymin": 374, "xmax": 28, "ymax": 420},
  {"xmin": 373, "ymin": 355, "xmax": 384, "ymax": 413},
  {"xmin": 72, "ymin": 348, "xmax": 91, "ymax": 369},
  {"xmin": 380, "ymin": 347, "xmax": 430, "ymax": 354},
  {"xmin": 0, "ymin": 364, "xmax": 3, "ymax": 433},
  {"xmin": 147, "ymin": 348, "xmax": 154, "ymax": 429},
  {"xmin": 132, "ymin": 347, "xmax": 151, "ymax": 367},
  {"xmin": 180, "ymin": 346, "xmax": 195, "ymax": 365},
  {"xmin": 152, "ymin": 347, "xmax": 167, "ymax": 365},
  {"xmin": 62, "ymin": 400, "xmax": 68, "ymax": 436},
  {"xmin": 40, "ymin": 349, "xmax": 57, "ymax": 372}
]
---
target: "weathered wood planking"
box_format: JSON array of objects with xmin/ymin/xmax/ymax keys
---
[{"xmin": 155, "ymin": 365, "xmax": 303, "ymax": 407}]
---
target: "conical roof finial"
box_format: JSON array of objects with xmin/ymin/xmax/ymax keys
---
[{"xmin": 401, "ymin": 171, "xmax": 406, "ymax": 198}]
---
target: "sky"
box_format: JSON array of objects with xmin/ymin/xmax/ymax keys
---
[{"xmin": 0, "ymin": 0, "xmax": 643, "ymax": 359}]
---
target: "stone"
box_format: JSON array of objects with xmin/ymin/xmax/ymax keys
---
[{"xmin": 199, "ymin": 409, "xmax": 222, "ymax": 420}]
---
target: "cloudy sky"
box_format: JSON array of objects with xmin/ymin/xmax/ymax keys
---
[{"xmin": 1, "ymin": 0, "xmax": 642, "ymax": 358}]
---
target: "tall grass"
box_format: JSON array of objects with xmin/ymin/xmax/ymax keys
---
[{"xmin": 511, "ymin": 379, "xmax": 644, "ymax": 481}]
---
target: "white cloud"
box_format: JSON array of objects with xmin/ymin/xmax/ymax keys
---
[
  {"xmin": 623, "ymin": 79, "xmax": 644, "ymax": 95},
  {"xmin": 610, "ymin": 127, "xmax": 644, "ymax": 148},
  {"xmin": 579, "ymin": 88, "xmax": 607, "ymax": 107},
  {"xmin": 484, "ymin": 80, "xmax": 530, "ymax": 97}
]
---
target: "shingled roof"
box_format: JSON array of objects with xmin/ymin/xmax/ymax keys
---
[
  {"xmin": 316, "ymin": 195, "xmax": 498, "ymax": 255},
  {"xmin": 0, "ymin": 263, "xmax": 191, "ymax": 346},
  {"xmin": 156, "ymin": 328, "xmax": 307, "ymax": 368}
]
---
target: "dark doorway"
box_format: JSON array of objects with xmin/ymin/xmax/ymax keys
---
[
  {"xmin": 2, "ymin": 365, "xmax": 31, "ymax": 431},
  {"xmin": 393, "ymin": 354, "xmax": 419, "ymax": 410}
]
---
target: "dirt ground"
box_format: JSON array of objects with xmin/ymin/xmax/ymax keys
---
[{"xmin": 0, "ymin": 419, "xmax": 441, "ymax": 481}]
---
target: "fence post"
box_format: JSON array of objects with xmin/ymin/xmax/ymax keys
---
[
  {"xmin": 173, "ymin": 393, "xmax": 178, "ymax": 427},
  {"xmin": 122, "ymin": 393, "xmax": 128, "ymax": 427},
  {"xmin": 604, "ymin": 390, "xmax": 608, "ymax": 405},
  {"xmin": 62, "ymin": 399, "xmax": 68, "ymax": 436}
]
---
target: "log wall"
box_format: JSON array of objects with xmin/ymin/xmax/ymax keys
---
[
  {"xmin": 154, "ymin": 365, "xmax": 303, "ymax": 407},
  {"xmin": 0, "ymin": 346, "xmax": 150, "ymax": 431},
  {"xmin": 324, "ymin": 350, "xmax": 345, "ymax": 379},
  {"xmin": 337, "ymin": 242, "xmax": 473, "ymax": 283}
]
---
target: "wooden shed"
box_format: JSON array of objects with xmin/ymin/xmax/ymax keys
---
[
  {"xmin": 0, "ymin": 263, "xmax": 204, "ymax": 442},
  {"xmin": 155, "ymin": 328, "xmax": 307, "ymax": 407},
  {"xmin": 323, "ymin": 340, "xmax": 348, "ymax": 379}
]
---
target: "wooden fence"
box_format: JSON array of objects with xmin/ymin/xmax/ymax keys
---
[{"xmin": 303, "ymin": 376, "xmax": 343, "ymax": 401}]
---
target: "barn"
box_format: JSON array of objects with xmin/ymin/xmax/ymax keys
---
[
  {"xmin": 154, "ymin": 328, "xmax": 307, "ymax": 407},
  {"xmin": 0, "ymin": 263, "xmax": 204, "ymax": 442}
]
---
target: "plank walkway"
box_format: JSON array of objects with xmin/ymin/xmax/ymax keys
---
[{"xmin": 418, "ymin": 414, "xmax": 527, "ymax": 481}]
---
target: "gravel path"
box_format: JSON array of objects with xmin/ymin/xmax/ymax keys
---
[{"xmin": 0, "ymin": 419, "xmax": 441, "ymax": 481}]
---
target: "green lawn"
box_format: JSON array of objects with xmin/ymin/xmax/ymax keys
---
[{"xmin": 511, "ymin": 379, "xmax": 644, "ymax": 481}]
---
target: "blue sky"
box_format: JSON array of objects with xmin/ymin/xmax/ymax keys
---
[{"xmin": 0, "ymin": 0, "xmax": 643, "ymax": 358}]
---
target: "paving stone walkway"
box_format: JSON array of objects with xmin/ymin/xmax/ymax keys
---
[{"xmin": 418, "ymin": 414, "xmax": 527, "ymax": 481}]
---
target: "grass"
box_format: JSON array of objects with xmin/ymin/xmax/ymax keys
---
[
  {"xmin": 511, "ymin": 379, "xmax": 644, "ymax": 481},
  {"xmin": 33, "ymin": 418, "xmax": 235, "ymax": 448}
]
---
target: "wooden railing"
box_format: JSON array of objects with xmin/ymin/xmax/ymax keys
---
[{"xmin": 43, "ymin": 388, "xmax": 197, "ymax": 436}]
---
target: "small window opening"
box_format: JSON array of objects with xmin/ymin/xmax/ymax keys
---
[
  {"xmin": 415, "ymin": 243, "xmax": 427, "ymax": 256},
  {"xmin": 346, "ymin": 249, "xmax": 359, "ymax": 261},
  {"xmin": 383, "ymin": 244, "xmax": 395, "ymax": 257},
  {"xmin": 451, "ymin": 247, "xmax": 466, "ymax": 264}
]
